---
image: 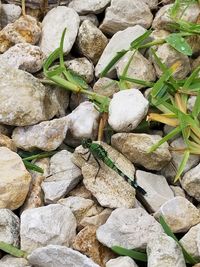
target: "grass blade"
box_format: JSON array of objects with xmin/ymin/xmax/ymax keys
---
[
  {"xmin": 22, "ymin": 151, "xmax": 56, "ymax": 161},
  {"xmin": 174, "ymin": 150, "xmax": 190, "ymax": 182},
  {"xmin": 166, "ymin": 33, "xmax": 192, "ymax": 56},
  {"xmin": 130, "ymin": 29, "xmax": 152, "ymax": 49},
  {"xmin": 192, "ymin": 91, "xmax": 200, "ymax": 120},
  {"xmin": 0, "ymin": 241, "xmax": 28, "ymax": 258},
  {"xmin": 119, "ymin": 76, "xmax": 154, "ymax": 87},
  {"xmin": 111, "ymin": 246, "xmax": 147, "ymax": 262},
  {"xmin": 23, "ymin": 160, "xmax": 44, "ymax": 174}
]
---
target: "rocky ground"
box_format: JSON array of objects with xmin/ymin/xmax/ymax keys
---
[{"xmin": 0, "ymin": 0, "xmax": 200, "ymax": 267}]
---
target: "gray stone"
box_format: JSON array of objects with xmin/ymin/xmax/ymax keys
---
[
  {"xmin": 42, "ymin": 150, "xmax": 82, "ymax": 203},
  {"xmin": 170, "ymin": 186, "xmax": 185, "ymax": 198},
  {"xmin": 80, "ymin": 14, "xmax": 99, "ymax": 27},
  {"xmin": 93, "ymin": 78, "xmax": 120, "ymax": 97},
  {"xmin": 1, "ymin": 4, "xmax": 21, "ymax": 28},
  {"xmin": 69, "ymin": 0, "xmax": 110, "ymax": 14},
  {"xmin": 143, "ymin": 0, "xmax": 158, "ymax": 9},
  {"xmin": 0, "ymin": 255, "xmax": 30, "ymax": 267},
  {"xmin": 106, "ymin": 256, "xmax": 138, "ymax": 267},
  {"xmin": 20, "ymin": 204, "xmax": 77, "ymax": 253},
  {"xmin": 96, "ymin": 208, "xmax": 163, "ymax": 249}
]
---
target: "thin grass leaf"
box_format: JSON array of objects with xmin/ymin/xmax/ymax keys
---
[
  {"xmin": 59, "ymin": 28, "xmax": 67, "ymax": 68},
  {"xmin": 22, "ymin": 151, "xmax": 56, "ymax": 161},
  {"xmin": 159, "ymin": 216, "xmax": 199, "ymax": 265},
  {"xmin": 174, "ymin": 150, "xmax": 190, "ymax": 182},
  {"xmin": 111, "ymin": 246, "xmax": 147, "ymax": 262},
  {"xmin": 23, "ymin": 160, "xmax": 44, "ymax": 174},
  {"xmin": 166, "ymin": 33, "xmax": 192, "ymax": 56},
  {"xmin": 43, "ymin": 48, "xmax": 60, "ymax": 75},
  {"xmin": 130, "ymin": 29, "xmax": 152, "ymax": 49},
  {"xmin": 119, "ymin": 76, "xmax": 154, "ymax": 87},
  {"xmin": 0, "ymin": 241, "xmax": 28, "ymax": 258},
  {"xmin": 119, "ymin": 51, "xmax": 136, "ymax": 89},
  {"xmin": 192, "ymin": 91, "xmax": 200, "ymax": 120},
  {"xmin": 183, "ymin": 66, "xmax": 200, "ymax": 90}
]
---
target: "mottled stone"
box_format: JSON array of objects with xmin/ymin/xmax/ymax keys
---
[
  {"xmin": 0, "ymin": 255, "xmax": 30, "ymax": 267},
  {"xmin": 106, "ymin": 256, "xmax": 138, "ymax": 267},
  {"xmin": 0, "ymin": 133, "xmax": 16, "ymax": 151},
  {"xmin": 69, "ymin": 0, "xmax": 110, "ymax": 14},
  {"xmin": 1, "ymin": 4, "xmax": 21, "ymax": 28},
  {"xmin": 93, "ymin": 78, "xmax": 120, "ymax": 97}
]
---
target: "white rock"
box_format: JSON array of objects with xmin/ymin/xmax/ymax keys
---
[
  {"xmin": 12, "ymin": 117, "xmax": 69, "ymax": 151},
  {"xmin": 0, "ymin": 209, "xmax": 19, "ymax": 246},
  {"xmin": 80, "ymin": 14, "xmax": 99, "ymax": 27},
  {"xmin": 0, "ymin": 43, "xmax": 44, "ymax": 73},
  {"xmin": 95, "ymin": 25, "xmax": 147, "ymax": 77},
  {"xmin": 136, "ymin": 170, "xmax": 174, "ymax": 212},
  {"xmin": 147, "ymin": 233, "xmax": 186, "ymax": 267},
  {"xmin": 0, "ymin": 255, "xmax": 30, "ymax": 267},
  {"xmin": 42, "ymin": 150, "xmax": 82, "ymax": 203},
  {"xmin": 154, "ymin": 197, "xmax": 200, "ymax": 233},
  {"xmin": 68, "ymin": 101, "xmax": 100, "ymax": 139},
  {"xmin": 76, "ymin": 20, "xmax": 108, "ymax": 64},
  {"xmin": 69, "ymin": 0, "xmax": 110, "ymax": 14},
  {"xmin": 96, "ymin": 208, "xmax": 163, "ymax": 249},
  {"xmin": 106, "ymin": 256, "xmax": 138, "ymax": 267},
  {"xmin": 100, "ymin": 0, "xmax": 153, "ymax": 35},
  {"xmin": 20, "ymin": 204, "xmax": 77, "ymax": 254},
  {"xmin": 1, "ymin": 4, "xmax": 21, "ymax": 28},
  {"xmin": 170, "ymin": 186, "xmax": 185, "ymax": 198},
  {"xmin": 0, "ymin": 147, "xmax": 31, "ymax": 210},
  {"xmin": 40, "ymin": 6, "xmax": 80, "ymax": 57},
  {"xmin": 28, "ymin": 245, "xmax": 100, "ymax": 267},
  {"xmin": 143, "ymin": 0, "xmax": 158, "ymax": 9},
  {"xmin": 93, "ymin": 78, "xmax": 120, "ymax": 97},
  {"xmin": 108, "ymin": 89, "xmax": 149, "ymax": 132}
]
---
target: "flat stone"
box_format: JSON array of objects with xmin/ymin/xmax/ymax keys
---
[
  {"xmin": 106, "ymin": 256, "xmax": 138, "ymax": 267},
  {"xmin": 28, "ymin": 245, "xmax": 100, "ymax": 267},
  {"xmin": 111, "ymin": 133, "xmax": 171, "ymax": 170},
  {"xmin": 0, "ymin": 255, "xmax": 30, "ymax": 267},
  {"xmin": 154, "ymin": 197, "xmax": 200, "ymax": 233},
  {"xmin": 40, "ymin": 6, "xmax": 80, "ymax": 56},
  {"xmin": 100, "ymin": 0, "xmax": 153, "ymax": 35},
  {"xmin": 69, "ymin": 0, "xmax": 110, "ymax": 14},
  {"xmin": 96, "ymin": 208, "xmax": 163, "ymax": 249},
  {"xmin": 0, "ymin": 133, "xmax": 16, "ymax": 151},
  {"xmin": 20, "ymin": 204, "xmax": 77, "ymax": 253},
  {"xmin": 95, "ymin": 25, "xmax": 146, "ymax": 77},
  {"xmin": 1, "ymin": 4, "xmax": 21, "ymax": 28},
  {"xmin": 0, "ymin": 147, "xmax": 31, "ymax": 210},
  {"xmin": 42, "ymin": 150, "xmax": 82, "ymax": 203},
  {"xmin": 93, "ymin": 78, "xmax": 120, "ymax": 97}
]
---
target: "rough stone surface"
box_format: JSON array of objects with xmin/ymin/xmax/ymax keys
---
[
  {"xmin": 1, "ymin": 4, "xmax": 21, "ymax": 28},
  {"xmin": 0, "ymin": 209, "xmax": 19, "ymax": 247},
  {"xmin": 42, "ymin": 150, "xmax": 82, "ymax": 203},
  {"xmin": 95, "ymin": 25, "xmax": 146, "ymax": 77},
  {"xmin": 72, "ymin": 142, "xmax": 136, "ymax": 209},
  {"xmin": 93, "ymin": 78, "xmax": 120, "ymax": 97},
  {"xmin": 80, "ymin": 14, "xmax": 99, "ymax": 27},
  {"xmin": 69, "ymin": 0, "xmax": 110, "ymax": 14},
  {"xmin": 28, "ymin": 245, "xmax": 100, "ymax": 267},
  {"xmin": 154, "ymin": 197, "xmax": 200, "ymax": 233},
  {"xmin": 76, "ymin": 20, "xmax": 108, "ymax": 64},
  {"xmin": 0, "ymin": 133, "xmax": 16, "ymax": 151},
  {"xmin": 12, "ymin": 117, "xmax": 69, "ymax": 151},
  {"xmin": 106, "ymin": 256, "xmax": 138, "ymax": 267},
  {"xmin": 20, "ymin": 204, "xmax": 77, "ymax": 254},
  {"xmin": 170, "ymin": 186, "xmax": 185, "ymax": 198},
  {"xmin": 0, "ymin": 255, "xmax": 30, "ymax": 267},
  {"xmin": 68, "ymin": 183, "xmax": 93, "ymax": 199},
  {"xmin": 40, "ymin": 6, "xmax": 80, "ymax": 56},
  {"xmin": 111, "ymin": 133, "xmax": 171, "ymax": 170},
  {"xmin": 0, "ymin": 147, "xmax": 31, "ymax": 210},
  {"xmin": 147, "ymin": 233, "xmax": 186, "ymax": 267},
  {"xmin": 100, "ymin": 0, "xmax": 153, "ymax": 35},
  {"xmin": 108, "ymin": 89, "xmax": 149, "ymax": 132},
  {"xmin": 0, "ymin": 43, "xmax": 44, "ymax": 73},
  {"xmin": 96, "ymin": 208, "xmax": 163, "ymax": 249}
]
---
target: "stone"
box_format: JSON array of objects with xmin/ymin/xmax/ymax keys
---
[
  {"xmin": 76, "ymin": 20, "xmax": 108, "ymax": 64},
  {"xmin": 0, "ymin": 65, "xmax": 69, "ymax": 126},
  {"xmin": 42, "ymin": 150, "xmax": 82, "ymax": 203},
  {"xmin": 68, "ymin": 101, "xmax": 100, "ymax": 139},
  {"xmin": 73, "ymin": 226, "xmax": 114, "ymax": 266},
  {"xmin": 95, "ymin": 25, "xmax": 147, "ymax": 77},
  {"xmin": 181, "ymin": 163, "xmax": 200, "ymax": 202},
  {"xmin": 100, "ymin": 0, "xmax": 153, "ymax": 35},
  {"xmin": 69, "ymin": 0, "xmax": 110, "ymax": 14},
  {"xmin": 0, "ymin": 124, "xmax": 12, "ymax": 136},
  {"xmin": 106, "ymin": 256, "xmax": 138, "ymax": 267},
  {"xmin": 0, "ymin": 255, "xmax": 30, "ymax": 267},
  {"xmin": 65, "ymin": 57, "xmax": 94, "ymax": 84},
  {"xmin": 0, "ymin": 133, "xmax": 16, "ymax": 151},
  {"xmin": 93, "ymin": 78, "xmax": 120, "ymax": 97},
  {"xmin": 170, "ymin": 186, "xmax": 185, "ymax": 198},
  {"xmin": 108, "ymin": 89, "xmax": 149, "ymax": 132},
  {"xmin": 111, "ymin": 133, "xmax": 171, "ymax": 170},
  {"xmin": 0, "ymin": 209, "xmax": 19, "ymax": 246},
  {"xmin": 12, "ymin": 117, "xmax": 69, "ymax": 151},
  {"xmin": 147, "ymin": 233, "xmax": 186, "ymax": 267},
  {"xmin": 115, "ymin": 50, "xmax": 156, "ymax": 89},
  {"xmin": 40, "ymin": 6, "xmax": 80, "ymax": 56},
  {"xmin": 68, "ymin": 183, "xmax": 93, "ymax": 199},
  {"xmin": 1, "ymin": 4, "xmax": 21, "ymax": 28},
  {"xmin": 0, "ymin": 43, "xmax": 44, "ymax": 73},
  {"xmin": 0, "ymin": 147, "xmax": 31, "ymax": 210},
  {"xmin": 0, "ymin": 15, "xmax": 41, "ymax": 53},
  {"xmin": 154, "ymin": 197, "xmax": 200, "ymax": 233},
  {"xmin": 20, "ymin": 204, "xmax": 77, "ymax": 253},
  {"xmin": 97, "ymin": 208, "xmax": 163, "ymax": 249},
  {"xmin": 143, "ymin": 0, "xmax": 158, "ymax": 9},
  {"xmin": 136, "ymin": 170, "xmax": 174, "ymax": 212},
  {"xmin": 152, "ymin": 43, "xmax": 191, "ymax": 79},
  {"xmin": 72, "ymin": 142, "xmax": 136, "ymax": 209},
  {"xmin": 80, "ymin": 14, "xmax": 99, "ymax": 27},
  {"xmin": 28, "ymin": 245, "xmax": 100, "ymax": 267}
]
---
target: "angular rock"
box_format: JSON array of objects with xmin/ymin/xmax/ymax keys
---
[
  {"xmin": 111, "ymin": 133, "xmax": 171, "ymax": 170},
  {"xmin": 0, "ymin": 209, "xmax": 19, "ymax": 246},
  {"xmin": 28, "ymin": 245, "xmax": 100, "ymax": 267},
  {"xmin": 143, "ymin": 0, "xmax": 158, "ymax": 9},
  {"xmin": 12, "ymin": 117, "xmax": 69, "ymax": 151},
  {"xmin": 76, "ymin": 20, "xmax": 108, "ymax": 64},
  {"xmin": 93, "ymin": 78, "xmax": 120, "ymax": 97},
  {"xmin": 0, "ymin": 43, "xmax": 44, "ymax": 73},
  {"xmin": 40, "ymin": 6, "xmax": 80, "ymax": 56},
  {"xmin": 95, "ymin": 25, "xmax": 146, "ymax": 77},
  {"xmin": 80, "ymin": 14, "xmax": 99, "ymax": 27},
  {"xmin": 170, "ymin": 186, "xmax": 185, "ymax": 198},
  {"xmin": 0, "ymin": 147, "xmax": 31, "ymax": 210},
  {"xmin": 20, "ymin": 204, "xmax": 77, "ymax": 253},
  {"xmin": 1, "ymin": 4, "xmax": 21, "ymax": 28},
  {"xmin": 147, "ymin": 233, "xmax": 186, "ymax": 267},
  {"xmin": 154, "ymin": 197, "xmax": 200, "ymax": 233},
  {"xmin": 0, "ymin": 133, "xmax": 16, "ymax": 151},
  {"xmin": 100, "ymin": 0, "xmax": 153, "ymax": 35},
  {"xmin": 68, "ymin": 183, "xmax": 93, "ymax": 199},
  {"xmin": 69, "ymin": 0, "xmax": 110, "ymax": 14},
  {"xmin": 42, "ymin": 150, "xmax": 82, "ymax": 203},
  {"xmin": 106, "ymin": 256, "xmax": 138, "ymax": 267},
  {"xmin": 96, "ymin": 208, "xmax": 163, "ymax": 249},
  {"xmin": 0, "ymin": 255, "xmax": 30, "ymax": 267},
  {"xmin": 72, "ymin": 143, "xmax": 136, "ymax": 209}
]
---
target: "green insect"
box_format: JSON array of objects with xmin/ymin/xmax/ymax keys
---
[{"xmin": 82, "ymin": 139, "xmax": 146, "ymax": 195}]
